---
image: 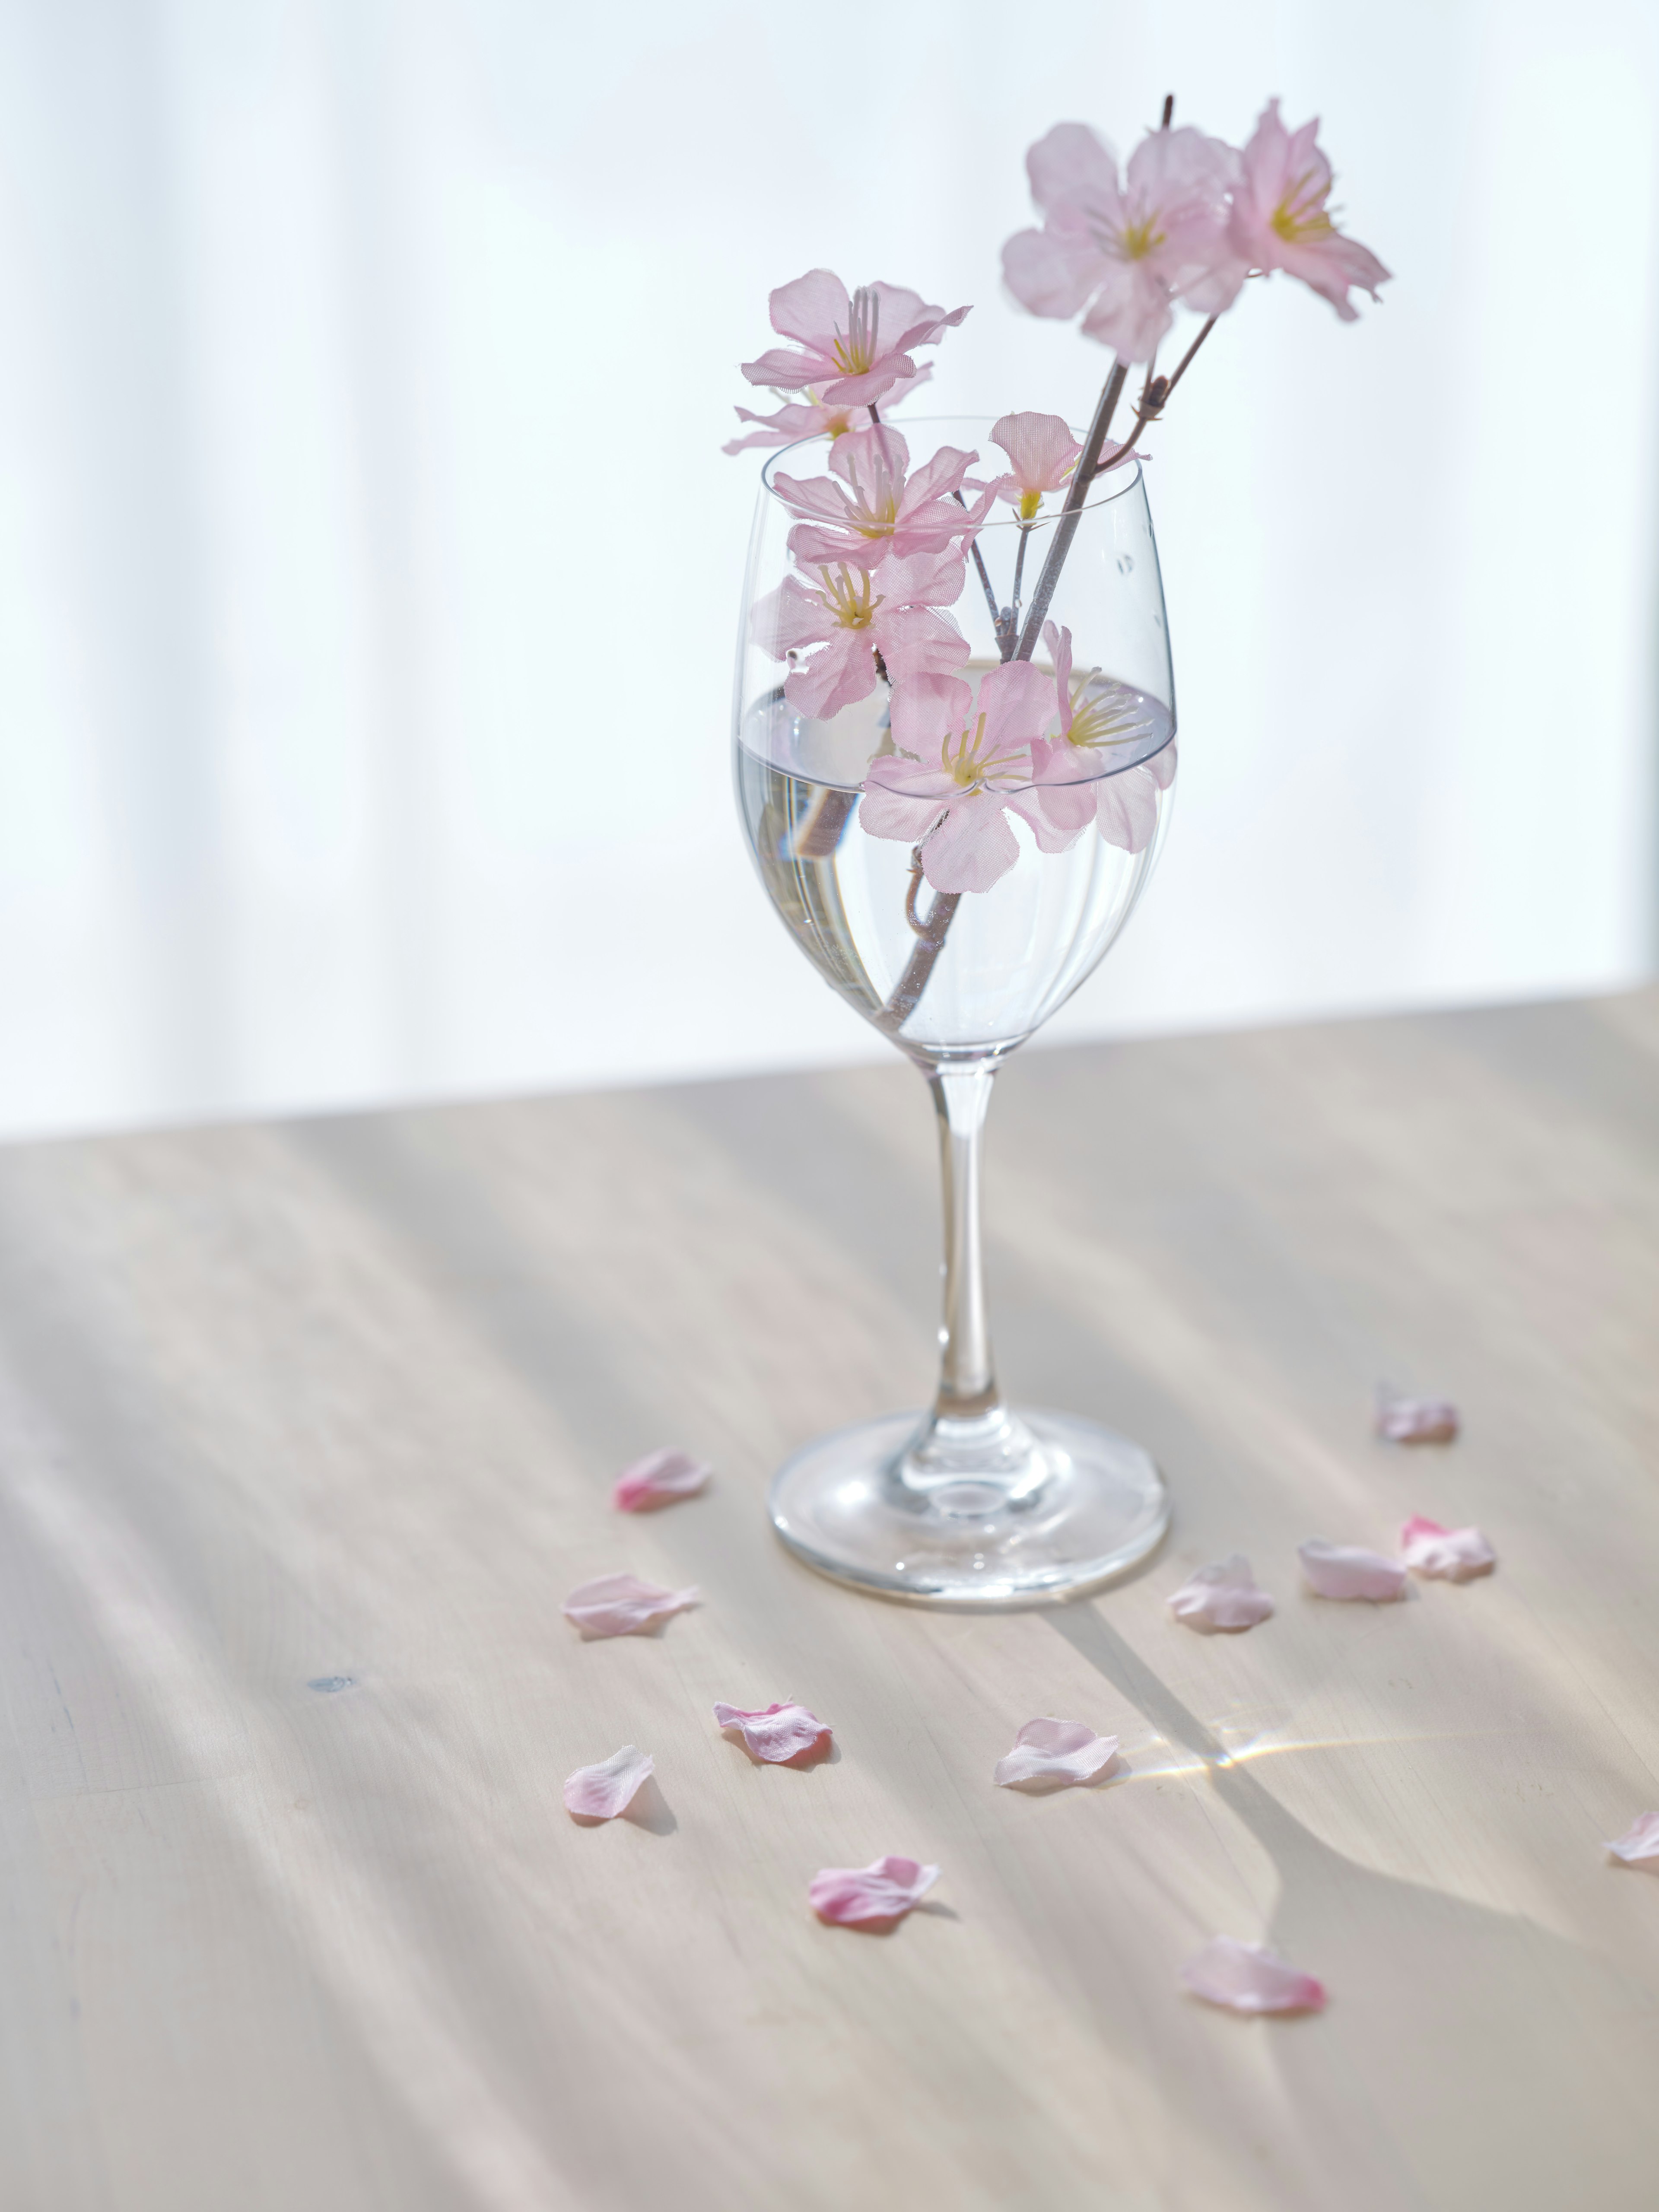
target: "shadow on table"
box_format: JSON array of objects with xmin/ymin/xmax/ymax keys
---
[{"xmin": 1049, "ymin": 1603, "xmax": 1656, "ymax": 2212}]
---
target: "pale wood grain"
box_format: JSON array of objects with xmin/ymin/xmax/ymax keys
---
[{"xmin": 0, "ymin": 992, "xmax": 1656, "ymax": 2210}]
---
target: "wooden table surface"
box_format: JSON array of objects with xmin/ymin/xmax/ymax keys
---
[{"xmin": 1, "ymin": 990, "xmax": 1657, "ymax": 2212}]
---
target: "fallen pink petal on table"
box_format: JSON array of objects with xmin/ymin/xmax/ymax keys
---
[
  {"xmin": 1299, "ymin": 1540, "xmax": 1408, "ymax": 1603},
  {"xmin": 1376, "ymin": 1391, "xmax": 1459, "ymax": 1445},
  {"xmin": 1169, "ymin": 1555, "xmax": 1275, "ymax": 1633},
  {"xmin": 1180, "ymin": 1936, "xmax": 1327, "ymax": 2015},
  {"xmin": 714, "ymin": 1700, "xmax": 832, "ymax": 1765},
  {"xmin": 1399, "ymin": 1516, "xmax": 1496, "ymax": 1582},
  {"xmin": 563, "ymin": 1745, "xmax": 654, "ymax": 1821},
  {"xmin": 809, "ymin": 1856, "xmax": 939, "ymax": 1929},
  {"xmin": 1606, "ymin": 1812, "xmax": 1659, "ymax": 1869},
  {"xmin": 994, "ymin": 1718, "xmax": 1120, "ymax": 1790},
  {"xmin": 562, "ymin": 1573, "xmax": 700, "ymax": 1640},
  {"xmin": 612, "ymin": 1448, "xmax": 713, "ymax": 1513}
]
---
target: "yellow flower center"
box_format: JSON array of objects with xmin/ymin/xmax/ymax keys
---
[
  {"xmin": 1062, "ymin": 676, "xmax": 1147, "ymax": 752},
  {"xmin": 817, "ymin": 566, "xmax": 883, "ymax": 631},
  {"xmin": 830, "ymin": 286, "xmax": 880, "ymax": 376},
  {"xmin": 1018, "ymin": 489, "xmax": 1042, "ymax": 522},
  {"xmin": 1270, "ymin": 170, "xmax": 1335, "ymax": 244},
  {"xmin": 1119, "ymin": 216, "xmax": 1164, "ymax": 261}
]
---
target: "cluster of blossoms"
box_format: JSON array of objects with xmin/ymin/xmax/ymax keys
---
[{"xmin": 730, "ymin": 100, "xmax": 1387, "ymax": 898}]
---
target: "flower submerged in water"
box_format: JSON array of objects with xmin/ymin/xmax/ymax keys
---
[
  {"xmin": 985, "ymin": 411, "xmax": 1084, "ymax": 519},
  {"xmin": 1002, "ymin": 121, "xmax": 1243, "ymax": 362},
  {"xmin": 741, "ymin": 270, "xmax": 969, "ymax": 407},
  {"xmin": 861, "ymin": 663, "xmax": 1063, "ymax": 892},
  {"xmin": 1228, "ymin": 101, "xmax": 1390, "ymax": 320},
  {"xmin": 774, "ymin": 425, "xmax": 990, "ymax": 572},
  {"xmin": 1027, "ymin": 622, "xmax": 1175, "ymax": 855},
  {"xmin": 751, "ymin": 545, "xmax": 969, "ymax": 719},
  {"xmin": 723, "ymin": 366, "xmax": 933, "ymax": 454}
]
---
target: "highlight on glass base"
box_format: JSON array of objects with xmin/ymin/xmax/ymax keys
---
[{"xmin": 770, "ymin": 1405, "xmax": 1170, "ymax": 1606}]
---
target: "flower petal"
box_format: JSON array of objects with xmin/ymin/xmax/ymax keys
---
[
  {"xmin": 1376, "ymin": 1390, "xmax": 1460, "ymax": 1444},
  {"xmin": 1607, "ymin": 1812, "xmax": 1659, "ymax": 1869},
  {"xmin": 1298, "ymin": 1540, "xmax": 1407, "ymax": 1603},
  {"xmin": 919, "ymin": 791, "xmax": 1021, "ymax": 893},
  {"xmin": 612, "ymin": 1448, "xmax": 712, "ymax": 1513},
  {"xmin": 563, "ymin": 1744, "xmax": 654, "ymax": 1821},
  {"xmin": 562, "ymin": 1573, "xmax": 700, "ymax": 1639},
  {"xmin": 1169, "ymin": 1554, "xmax": 1275, "ymax": 1634},
  {"xmin": 1180, "ymin": 1936, "xmax": 1326, "ymax": 2015},
  {"xmin": 994, "ymin": 1717, "xmax": 1120, "ymax": 1790},
  {"xmin": 714, "ymin": 1700, "xmax": 832, "ymax": 1765},
  {"xmin": 809, "ymin": 1855, "xmax": 939, "ymax": 1928},
  {"xmin": 1399, "ymin": 1516, "xmax": 1495, "ymax": 1582}
]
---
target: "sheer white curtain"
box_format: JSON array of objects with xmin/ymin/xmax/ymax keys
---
[{"xmin": 0, "ymin": 0, "xmax": 1653, "ymax": 1138}]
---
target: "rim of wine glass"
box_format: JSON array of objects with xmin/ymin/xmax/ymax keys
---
[{"xmin": 759, "ymin": 413, "xmax": 1145, "ymax": 532}]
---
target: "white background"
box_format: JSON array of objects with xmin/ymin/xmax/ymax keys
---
[{"xmin": 0, "ymin": 0, "xmax": 1655, "ymax": 1139}]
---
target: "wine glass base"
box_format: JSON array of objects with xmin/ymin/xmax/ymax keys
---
[{"xmin": 768, "ymin": 1408, "xmax": 1170, "ymax": 1607}]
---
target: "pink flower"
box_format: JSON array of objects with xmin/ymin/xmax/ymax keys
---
[
  {"xmin": 713, "ymin": 1700, "xmax": 832, "ymax": 1765},
  {"xmin": 1228, "ymin": 101, "xmax": 1390, "ymax": 321},
  {"xmin": 1376, "ymin": 1389, "xmax": 1459, "ymax": 1444},
  {"xmin": 563, "ymin": 1745, "xmax": 654, "ymax": 1821},
  {"xmin": 561, "ymin": 1573, "xmax": 700, "ymax": 1639},
  {"xmin": 985, "ymin": 411, "xmax": 1083, "ymax": 519},
  {"xmin": 1180, "ymin": 1937, "xmax": 1327, "ymax": 2015},
  {"xmin": 723, "ymin": 366, "xmax": 933, "ymax": 455},
  {"xmin": 1398, "ymin": 1517, "xmax": 1496, "ymax": 1583},
  {"xmin": 1003, "ymin": 121, "xmax": 1244, "ymax": 362},
  {"xmin": 860, "ymin": 663, "xmax": 1064, "ymax": 893},
  {"xmin": 612, "ymin": 1447, "xmax": 712, "ymax": 1512},
  {"xmin": 774, "ymin": 426, "xmax": 990, "ymax": 573},
  {"xmin": 1169, "ymin": 1554, "xmax": 1275, "ymax": 1633},
  {"xmin": 750, "ymin": 547, "xmax": 970, "ymax": 719},
  {"xmin": 1026, "ymin": 623, "xmax": 1176, "ymax": 855},
  {"xmin": 1298, "ymin": 1540, "xmax": 1407, "ymax": 1603},
  {"xmin": 1606, "ymin": 1813, "xmax": 1659, "ymax": 1869},
  {"xmin": 741, "ymin": 270, "xmax": 969, "ymax": 407},
  {"xmin": 993, "ymin": 1718, "xmax": 1121, "ymax": 1791},
  {"xmin": 808, "ymin": 1855, "xmax": 939, "ymax": 1929}
]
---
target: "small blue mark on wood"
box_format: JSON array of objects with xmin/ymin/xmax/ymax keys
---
[{"xmin": 307, "ymin": 1675, "xmax": 355, "ymax": 1694}]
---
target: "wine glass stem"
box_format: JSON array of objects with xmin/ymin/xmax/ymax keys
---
[{"xmin": 930, "ymin": 1065, "xmax": 1000, "ymax": 1420}]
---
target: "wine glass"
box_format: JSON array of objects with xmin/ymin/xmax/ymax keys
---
[{"xmin": 733, "ymin": 416, "xmax": 1176, "ymax": 1604}]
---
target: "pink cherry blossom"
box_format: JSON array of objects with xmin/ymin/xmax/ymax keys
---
[
  {"xmin": 1298, "ymin": 1540, "xmax": 1407, "ymax": 1603},
  {"xmin": 1026, "ymin": 622, "xmax": 1176, "ymax": 855},
  {"xmin": 993, "ymin": 1718, "xmax": 1120, "ymax": 1790},
  {"xmin": 1180, "ymin": 1937, "xmax": 1327, "ymax": 2015},
  {"xmin": 723, "ymin": 366, "xmax": 933, "ymax": 455},
  {"xmin": 774, "ymin": 426, "xmax": 991, "ymax": 573},
  {"xmin": 741, "ymin": 270, "xmax": 969, "ymax": 407},
  {"xmin": 1228, "ymin": 101, "xmax": 1390, "ymax": 321},
  {"xmin": 561, "ymin": 1573, "xmax": 700, "ymax": 1640},
  {"xmin": 750, "ymin": 547, "xmax": 970, "ymax": 720},
  {"xmin": 1376, "ymin": 1389, "xmax": 1459, "ymax": 1444},
  {"xmin": 1606, "ymin": 1812, "xmax": 1659, "ymax": 1869},
  {"xmin": 808, "ymin": 1855, "xmax": 939, "ymax": 1929},
  {"xmin": 1003, "ymin": 121, "xmax": 1244, "ymax": 362},
  {"xmin": 713, "ymin": 1700, "xmax": 833, "ymax": 1765},
  {"xmin": 986, "ymin": 412, "xmax": 1083, "ymax": 519},
  {"xmin": 563, "ymin": 1745, "xmax": 654, "ymax": 1821},
  {"xmin": 1399, "ymin": 1516, "xmax": 1496, "ymax": 1583},
  {"xmin": 861, "ymin": 663, "xmax": 1064, "ymax": 893},
  {"xmin": 1169, "ymin": 1554, "xmax": 1275, "ymax": 1633}
]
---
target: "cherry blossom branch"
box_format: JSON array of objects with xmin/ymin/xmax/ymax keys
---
[
  {"xmin": 955, "ymin": 489, "xmax": 1004, "ymax": 641},
  {"xmin": 877, "ymin": 887, "xmax": 962, "ymax": 1033},
  {"xmin": 1011, "ymin": 359, "xmax": 1129, "ymax": 662}
]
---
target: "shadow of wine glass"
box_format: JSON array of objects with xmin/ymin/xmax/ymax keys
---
[{"xmin": 1046, "ymin": 1603, "xmax": 1657, "ymax": 2212}]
